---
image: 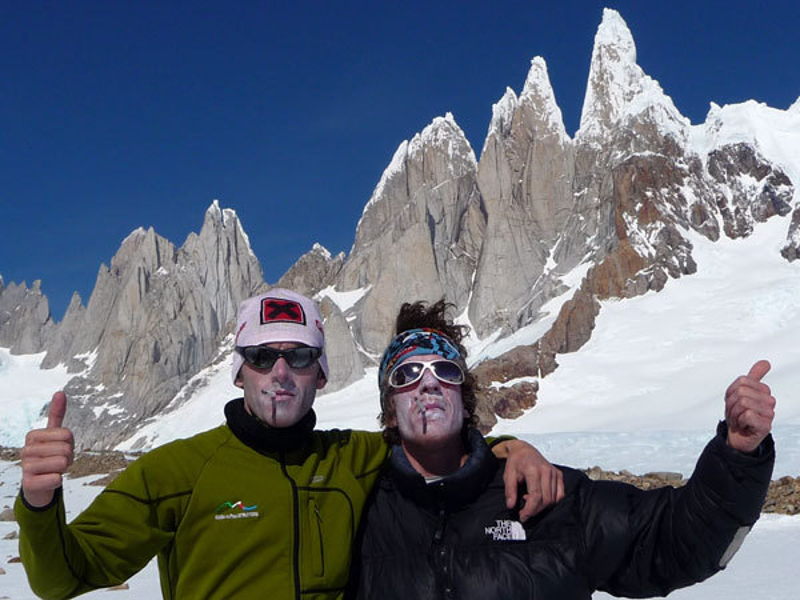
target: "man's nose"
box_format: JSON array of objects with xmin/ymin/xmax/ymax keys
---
[
  {"xmin": 271, "ymin": 357, "xmax": 291, "ymax": 382},
  {"xmin": 418, "ymin": 368, "xmax": 441, "ymax": 393}
]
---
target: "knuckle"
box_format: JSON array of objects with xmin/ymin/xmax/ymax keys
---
[{"xmin": 55, "ymin": 456, "xmax": 70, "ymax": 472}]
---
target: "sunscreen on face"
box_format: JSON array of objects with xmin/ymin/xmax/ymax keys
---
[
  {"xmin": 413, "ymin": 395, "xmax": 428, "ymax": 434},
  {"xmin": 262, "ymin": 386, "xmax": 278, "ymax": 422}
]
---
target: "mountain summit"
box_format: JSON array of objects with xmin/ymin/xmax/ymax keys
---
[{"xmin": 578, "ymin": 8, "xmax": 689, "ymax": 145}]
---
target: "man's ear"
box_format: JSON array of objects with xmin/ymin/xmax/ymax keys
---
[
  {"xmin": 384, "ymin": 395, "xmax": 397, "ymax": 427},
  {"xmin": 234, "ymin": 371, "xmax": 244, "ymax": 389},
  {"xmin": 316, "ymin": 368, "xmax": 327, "ymax": 390}
]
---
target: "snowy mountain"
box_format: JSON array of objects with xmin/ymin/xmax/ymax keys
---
[{"xmin": 1, "ymin": 8, "xmax": 798, "ymax": 450}]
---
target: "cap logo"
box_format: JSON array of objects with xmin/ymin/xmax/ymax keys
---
[{"xmin": 261, "ymin": 298, "xmax": 306, "ymax": 325}]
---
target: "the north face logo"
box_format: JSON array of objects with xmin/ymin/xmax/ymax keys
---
[
  {"xmin": 261, "ymin": 298, "xmax": 306, "ymax": 325},
  {"xmin": 485, "ymin": 519, "xmax": 526, "ymax": 541}
]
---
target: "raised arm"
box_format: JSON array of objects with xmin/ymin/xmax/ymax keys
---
[
  {"xmin": 16, "ymin": 392, "xmax": 178, "ymax": 599},
  {"xmin": 725, "ymin": 360, "xmax": 775, "ymax": 453},
  {"xmin": 20, "ymin": 391, "xmax": 74, "ymax": 508},
  {"xmin": 587, "ymin": 360, "xmax": 776, "ymax": 596}
]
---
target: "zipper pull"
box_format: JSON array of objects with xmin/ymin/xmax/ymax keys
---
[{"xmin": 434, "ymin": 507, "xmax": 446, "ymax": 542}]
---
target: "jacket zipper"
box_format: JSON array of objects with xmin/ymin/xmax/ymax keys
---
[
  {"xmin": 433, "ymin": 506, "xmax": 454, "ymax": 599},
  {"xmin": 310, "ymin": 498, "xmax": 325, "ymax": 576},
  {"xmin": 280, "ymin": 451, "xmax": 302, "ymax": 600}
]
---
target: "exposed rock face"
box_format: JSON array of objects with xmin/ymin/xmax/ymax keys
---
[
  {"xmin": 470, "ymin": 58, "xmax": 575, "ymax": 337},
  {"xmin": 707, "ymin": 143, "xmax": 794, "ymax": 237},
  {"xmin": 337, "ymin": 114, "xmax": 486, "ymax": 353},
  {"xmin": 472, "ymin": 283, "xmax": 602, "ymax": 430},
  {"xmin": 318, "ymin": 298, "xmax": 363, "ymax": 393},
  {"xmin": 276, "ymin": 243, "xmax": 344, "ymax": 298},
  {"xmin": 472, "ymin": 347, "xmax": 541, "ymax": 432},
  {"xmin": 782, "ymin": 207, "xmax": 800, "ymax": 261},
  {"xmin": 40, "ymin": 293, "xmax": 87, "ymax": 371},
  {"xmin": 51, "ymin": 202, "xmax": 263, "ymax": 449},
  {"xmin": 0, "ymin": 279, "xmax": 53, "ymax": 354}
]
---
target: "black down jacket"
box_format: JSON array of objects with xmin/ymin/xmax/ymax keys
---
[{"xmin": 349, "ymin": 425, "xmax": 773, "ymax": 600}]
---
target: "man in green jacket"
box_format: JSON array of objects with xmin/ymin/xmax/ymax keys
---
[{"xmin": 16, "ymin": 288, "xmax": 561, "ymax": 599}]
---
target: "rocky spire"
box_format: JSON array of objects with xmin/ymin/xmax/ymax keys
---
[
  {"xmin": 276, "ymin": 243, "xmax": 344, "ymax": 298},
  {"xmin": 470, "ymin": 57, "xmax": 574, "ymax": 336},
  {"xmin": 180, "ymin": 200, "xmax": 263, "ymax": 331},
  {"xmin": 40, "ymin": 292, "xmax": 86, "ymax": 370},
  {"xmin": 519, "ymin": 57, "xmax": 569, "ymax": 142},
  {"xmin": 577, "ymin": 8, "xmax": 688, "ymax": 145},
  {"xmin": 53, "ymin": 202, "xmax": 265, "ymax": 449},
  {"xmin": 337, "ymin": 113, "xmax": 485, "ymax": 353},
  {"xmin": 0, "ymin": 279, "xmax": 53, "ymax": 354}
]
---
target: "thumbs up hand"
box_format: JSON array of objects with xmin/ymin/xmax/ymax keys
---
[
  {"xmin": 20, "ymin": 391, "xmax": 75, "ymax": 508},
  {"xmin": 725, "ymin": 361, "xmax": 776, "ymax": 454}
]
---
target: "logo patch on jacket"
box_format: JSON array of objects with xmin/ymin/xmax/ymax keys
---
[
  {"xmin": 485, "ymin": 519, "xmax": 526, "ymax": 541},
  {"xmin": 261, "ymin": 298, "xmax": 306, "ymax": 325},
  {"xmin": 214, "ymin": 500, "xmax": 260, "ymax": 521}
]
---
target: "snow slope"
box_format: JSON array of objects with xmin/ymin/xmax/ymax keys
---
[{"xmin": 0, "ymin": 351, "xmax": 70, "ymax": 447}]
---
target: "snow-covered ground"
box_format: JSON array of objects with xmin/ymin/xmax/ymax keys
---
[
  {"xmin": 0, "ymin": 352, "xmax": 70, "ymax": 448},
  {"xmin": 0, "ymin": 460, "xmax": 162, "ymax": 599}
]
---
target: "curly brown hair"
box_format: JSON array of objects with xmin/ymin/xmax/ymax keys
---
[{"xmin": 379, "ymin": 299, "xmax": 479, "ymax": 445}]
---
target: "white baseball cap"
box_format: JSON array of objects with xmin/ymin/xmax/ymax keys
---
[{"xmin": 232, "ymin": 288, "xmax": 328, "ymax": 382}]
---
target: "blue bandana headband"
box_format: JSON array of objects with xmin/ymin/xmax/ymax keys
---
[{"xmin": 378, "ymin": 328, "xmax": 464, "ymax": 394}]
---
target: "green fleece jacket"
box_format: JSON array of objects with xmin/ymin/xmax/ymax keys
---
[{"xmin": 15, "ymin": 400, "xmax": 388, "ymax": 599}]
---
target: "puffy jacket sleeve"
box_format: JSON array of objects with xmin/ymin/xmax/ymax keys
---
[
  {"xmin": 15, "ymin": 441, "xmax": 197, "ymax": 600},
  {"xmin": 584, "ymin": 422, "xmax": 774, "ymax": 597}
]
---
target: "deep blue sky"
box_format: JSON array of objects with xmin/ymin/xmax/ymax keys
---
[{"xmin": 2, "ymin": 1, "xmax": 798, "ymax": 320}]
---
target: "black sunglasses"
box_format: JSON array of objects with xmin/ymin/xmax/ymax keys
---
[{"xmin": 236, "ymin": 346, "xmax": 322, "ymax": 370}]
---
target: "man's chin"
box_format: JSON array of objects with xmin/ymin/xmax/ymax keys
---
[
  {"xmin": 406, "ymin": 427, "xmax": 458, "ymax": 443},
  {"xmin": 250, "ymin": 403, "xmax": 303, "ymax": 428}
]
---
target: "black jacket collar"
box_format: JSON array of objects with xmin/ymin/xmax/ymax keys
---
[
  {"xmin": 387, "ymin": 428, "xmax": 498, "ymax": 510},
  {"xmin": 224, "ymin": 397, "xmax": 316, "ymax": 454}
]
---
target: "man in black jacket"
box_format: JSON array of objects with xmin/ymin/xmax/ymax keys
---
[{"xmin": 349, "ymin": 300, "xmax": 776, "ymax": 600}]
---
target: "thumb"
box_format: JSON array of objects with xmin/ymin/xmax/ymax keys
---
[
  {"xmin": 47, "ymin": 391, "xmax": 67, "ymax": 429},
  {"xmin": 747, "ymin": 360, "xmax": 771, "ymax": 382}
]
